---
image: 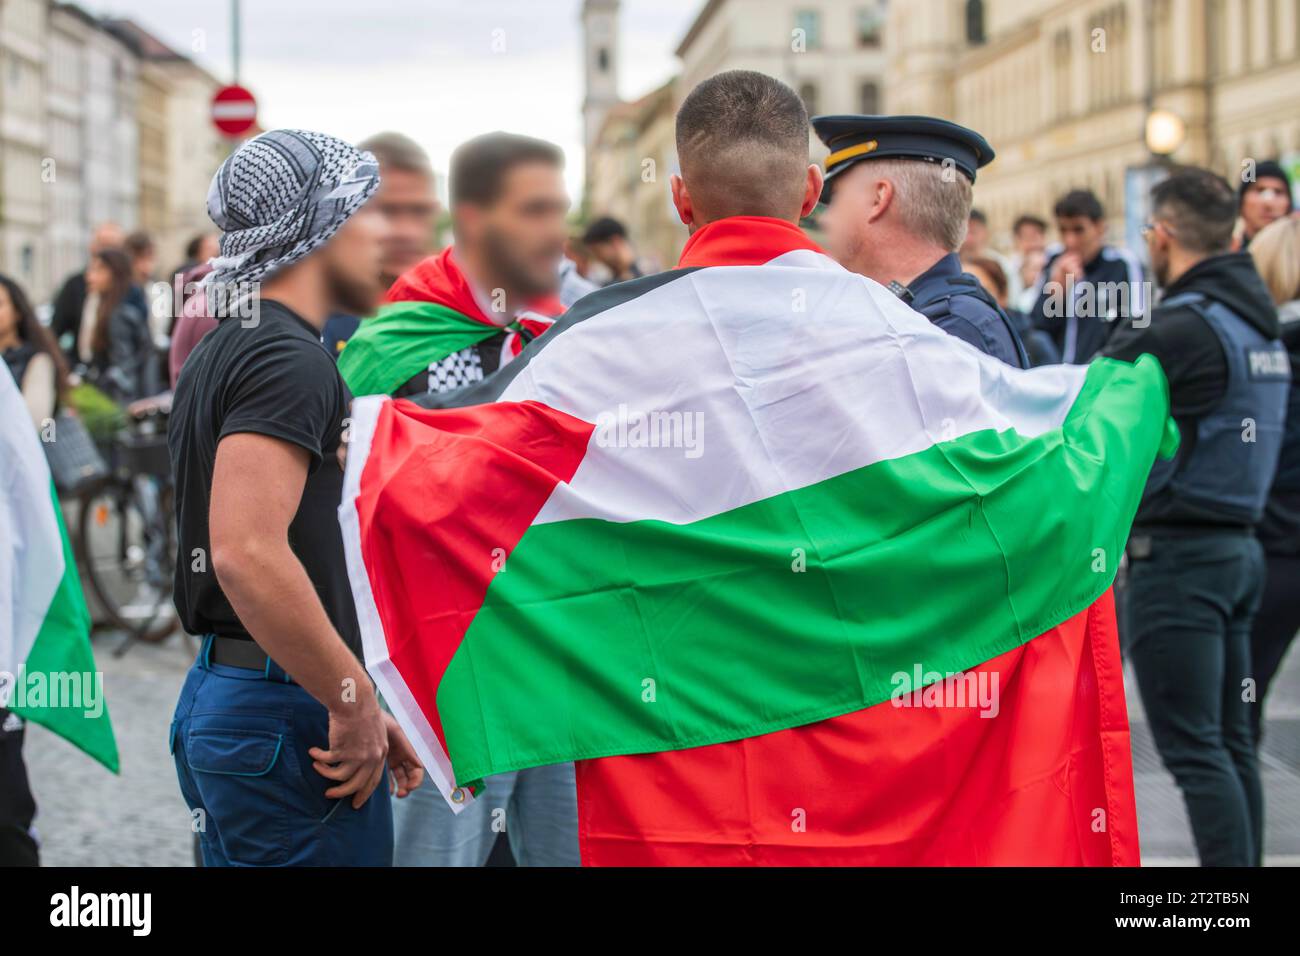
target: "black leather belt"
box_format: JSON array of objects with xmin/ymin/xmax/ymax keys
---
[{"xmin": 209, "ymin": 635, "xmax": 276, "ymax": 671}]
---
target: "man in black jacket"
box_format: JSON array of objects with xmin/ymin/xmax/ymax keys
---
[
  {"xmin": 1237, "ymin": 160, "xmax": 1293, "ymax": 250},
  {"xmin": 1104, "ymin": 168, "xmax": 1288, "ymax": 866},
  {"xmin": 1029, "ymin": 189, "xmax": 1146, "ymax": 362}
]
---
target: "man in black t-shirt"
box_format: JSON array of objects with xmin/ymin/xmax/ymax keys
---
[{"xmin": 167, "ymin": 130, "xmax": 423, "ymax": 866}]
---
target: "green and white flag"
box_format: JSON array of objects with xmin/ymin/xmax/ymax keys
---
[{"xmin": 1, "ymin": 368, "xmax": 118, "ymax": 771}]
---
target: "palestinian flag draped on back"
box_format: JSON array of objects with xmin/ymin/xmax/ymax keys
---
[
  {"xmin": 1, "ymin": 368, "xmax": 118, "ymax": 772},
  {"xmin": 337, "ymin": 247, "xmax": 561, "ymax": 398},
  {"xmin": 341, "ymin": 216, "xmax": 1176, "ymax": 865}
]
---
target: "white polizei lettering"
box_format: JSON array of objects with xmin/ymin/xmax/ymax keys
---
[{"xmin": 1249, "ymin": 350, "xmax": 1288, "ymax": 377}]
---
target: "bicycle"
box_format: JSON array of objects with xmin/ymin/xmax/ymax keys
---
[{"xmin": 74, "ymin": 394, "xmax": 180, "ymax": 651}]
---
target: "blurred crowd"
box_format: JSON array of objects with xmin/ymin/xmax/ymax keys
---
[
  {"xmin": 3, "ymin": 78, "xmax": 1299, "ymax": 869},
  {"xmin": 2, "ymin": 224, "xmax": 219, "ymax": 428}
]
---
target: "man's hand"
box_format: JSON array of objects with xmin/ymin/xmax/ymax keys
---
[
  {"xmin": 309, "ymin": 690, "xmax": 389, "ymax": 809},
  {"xmin": 383, "ymin": 712, "xmax": 425, "ymax": 798},
  {"xmin": 1050, "ymin": 252, "xmax": 1083, "ymax": 288}
]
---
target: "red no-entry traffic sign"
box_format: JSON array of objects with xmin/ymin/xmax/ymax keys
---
[{"xmin": 212, "ymin": 84, "xmax": 257, "ymax": 137}]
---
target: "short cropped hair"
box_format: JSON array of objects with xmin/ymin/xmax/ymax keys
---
[
  {"xmin": 449, "ymin": 132, "xmax": 563, "ymax": 207},
  {"xmin": 875, "ymin": 158, "xmax": 974, "ymax": 252},
  {"xmin": 1152, "ymin": 167, "xmax": 1240, "ymax": 255},
  {"xmin": 1013, "ymin": 214, "xmax": 1047, "ymax": 235},
  {"xmin": 359, "ymin": 131, "xmax": 434, "ymax": 179},
  {"xmin": 582, "ymin": 216, "xmax": 627, "ymax": 244},
  {"xmin": 675, "ymin": 70, "xmax": 809, "ymax": 220},
  {"xmin": 124, "ymin": 230, "xmax": 154, "ymax": 258},
  {"xmin": 1054, "ymin": 189, "xmax": 1105, "ymax": 222}
]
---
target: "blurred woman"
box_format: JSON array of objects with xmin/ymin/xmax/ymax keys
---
[
  {"xmin": 1248, "ymin": 216, "xmax": 1300, "ymax": 742},
  {"xmin": 0, "ymin": 273, "xmax": 69, "ymax": 426},
  {"xmin": 83, "ymin": 247, "xmax": 156, "ymax": 404}
]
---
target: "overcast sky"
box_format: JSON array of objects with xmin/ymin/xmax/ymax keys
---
[{"xmin": 86, "ymin": 0, "xmax": 701, "ymax": 202}]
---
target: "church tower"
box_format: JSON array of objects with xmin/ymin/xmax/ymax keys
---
[{"xmin": 581, "ymin": 0, "xmax": 621, "ymax": 162}]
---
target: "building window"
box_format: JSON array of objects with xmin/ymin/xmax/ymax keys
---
[
  {"xmin": 1207, "ymin": 0, "xmax": 1224, "ymax": 77},
  {"xmin": 1087, "ymin": 3, "xmax": 1129, "ymax": 109},
  {"xmin": 859, "ymin": 80, "xmax": 880, "ymax": 114},
  {"xmin": 857, "ymin": 4, "xmax": 884, "ymax": 48},
  {"xmin": 1053, "ymin": 28, "xmax": 1073, "ymax": 118},
  {"xmin": 597, "ymin": 47, "xmax": 609, "ymax": 72},
  {"xmin": 1152, "ymin": 0, "xmax": 1171, "ymax": 87},
  {"xmin": 795, "ymin": 10, "xmax": 822, "ymax": 50},
  {"xmin": 966, "ymin": 0, "xmax": 986, "ymax": 45},
  {"xmin": 798, "ymin": 81, "xmax": 819, "ymax": 117}
]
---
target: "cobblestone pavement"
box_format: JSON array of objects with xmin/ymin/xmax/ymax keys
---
[
  {"xmin": 22, "ymin": 626, "xmax": 1300, "ymax": 866},
  {"xmin": 26, "ymin": 630, "xmax": 197, "ymax": 867},
  {"xmin": 1129, "ymin": 653, "xmax": 1300, "ymax": 865}
]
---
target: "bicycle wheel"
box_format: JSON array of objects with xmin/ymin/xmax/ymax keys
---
[{"xmin": 77, "ymin": 479, "xmax": 178, "ymax": 642}]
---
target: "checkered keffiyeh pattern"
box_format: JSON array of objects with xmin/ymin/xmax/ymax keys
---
[
  {"xmin": 205, "ymin": 129, "xmax": 380, "ymax": 289},
  {"xmin": 426, "ymin": 346, "xmax": 485, "ymax": 393}
]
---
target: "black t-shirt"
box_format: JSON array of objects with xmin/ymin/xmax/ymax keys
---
[{"xmin": 168, "ymin": 300, "xmax": 360, "ymax": 656}]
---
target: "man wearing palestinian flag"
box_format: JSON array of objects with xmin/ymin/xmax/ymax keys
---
[
  {"xmin": 341, "ymin": 72, "xmax": 1177, "ymax": 865},
  {"xmin": 342, "ymin": 133, "xmax": 584, "ymax": 867},
  {"xmin": 337, "ymin": 133, "xmax": 567, "ymax": 401}
]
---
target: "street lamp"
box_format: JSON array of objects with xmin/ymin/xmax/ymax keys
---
[{"xmin": 1145, "ymin": 108, "xmax": 1186, "ymax": 158}]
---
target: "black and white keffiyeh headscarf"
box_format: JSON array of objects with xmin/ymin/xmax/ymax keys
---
[{"xmin": 205, "ymin": 129, "xmax": 380, "ymax": 290}]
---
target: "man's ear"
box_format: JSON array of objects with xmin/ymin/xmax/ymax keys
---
[
  {"xmin": 867, "ymin": 175, "xmax": 894, "ymax": 225},
  {"xmin": 670, "ymin": 174, "xmax": 694, "ymax": 228},
  {"xmin": 1155, "ymin": 222, "xmax": 1174, "ymax": 255},
  {"xmin": 800, "ymin": 164, "xmax": 825, "ymax": 219}
]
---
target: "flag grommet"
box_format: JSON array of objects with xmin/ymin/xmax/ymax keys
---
[{"xmin": 450, "ymin": 787, "xmax": 467, "ymax": 804}]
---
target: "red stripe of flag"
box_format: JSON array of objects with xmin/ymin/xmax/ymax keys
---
[
  {"xmin": 355, "ymin": 398, "xmax": 593, "ymax": 756},
  {"xmin": 576, "ymin": 590, "xmax": 1139, "ymax": 866}
]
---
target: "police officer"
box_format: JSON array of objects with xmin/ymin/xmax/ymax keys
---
[
  {"xmin": 813, "ymin": 114, "xmax": 1028, "ymax": 368},
  {"xmin": 1104, "ymin": 168, "xmax": 1289, "ymax": 867}
]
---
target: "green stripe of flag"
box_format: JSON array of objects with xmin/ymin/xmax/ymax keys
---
[
  {"xmin": 11, "ymin": 482, "xmax": 119, "ymax": 772},
  {"xmin": 338, "ymin": 300, "xmax": 505, "ymax": 398}
]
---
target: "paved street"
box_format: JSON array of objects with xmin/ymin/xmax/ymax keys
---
[
  {"xmin": 26, "ymin": 630, "xmax": 197, "ymax": 867},
  {"xmin": 22, "ymin": 625, "xmax": 1300, "ymax": 866},
  {"xmin": 1129, "ymin": 653, "xmax": 1300, "ymax": 865}
]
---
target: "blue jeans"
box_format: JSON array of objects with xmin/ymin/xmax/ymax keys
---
[
  {"xmin": 392, "ymin": 763, "xmax": 579, "ymax": 866},
  {"xmin": 170, "ymin": 636, "xmax": 393, "ymax": 866}
]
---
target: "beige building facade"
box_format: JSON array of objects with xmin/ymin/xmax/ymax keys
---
[
  {"xmin": 586, "ymin": 79, "xmax": 679, "ymax": 270},
  {"xmin": 887, "ymin": 0, "xmax": 1300, "ymax": 245},
  {"xmin": 134, "ymin": 57, "xmax": 168, "ymax": 251},
  {"xmin": 0, "ymin": 0, "xmax": 49, "ymax": 297},
  {"xmin": 108, "ymin": 19, "xmax": 225, "ymax": 273},
  {"xmin": 584, "ymin": 0, "xmax": 890, "ymax": 266},
  {"xmin": 0, "ymin": 4, "xmax": 224, "ymax": 304},
  {"xmin": 677, "ymin": 0, "xmax": 888, "ymax": 124},
  {"xmin": 45, "ymin": 3, "xmax": 93, "ymax": 295}
]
